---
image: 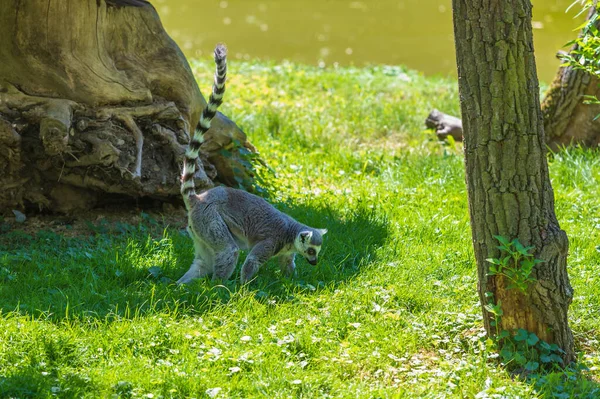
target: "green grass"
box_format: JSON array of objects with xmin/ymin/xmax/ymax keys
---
[{"xmin": 1, "ymin": 60, "xmax": 599, "ymax": 398}]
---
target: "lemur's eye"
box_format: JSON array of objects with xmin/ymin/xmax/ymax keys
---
[{"xmin": 307, "ymin": 248, "xmax": 316, "ymax": 256}]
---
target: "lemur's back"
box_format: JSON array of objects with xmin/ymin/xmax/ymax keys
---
[{"xmin": 192, "ymin": 186, "xmax": 296, "ymax": 247}]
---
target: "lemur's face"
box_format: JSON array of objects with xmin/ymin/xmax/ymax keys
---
[{"xmin": 295, "ymin": 229, "xmax": 327, "ymax": 265}]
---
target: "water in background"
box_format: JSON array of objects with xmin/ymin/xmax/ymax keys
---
[{"xmin": 156, "ymin": 0, "xmax": 583, "ymax": 83}]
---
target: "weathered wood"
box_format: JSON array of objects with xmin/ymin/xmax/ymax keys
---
[
  {"xmin": 0, "ymin": 118, "xmax": 24, "ymax": 208},
  {"xmin": 107, "ymin": 0, "xmax": 150, "ymax": 6},
  {"xmin": 452, "ymin": 0, "xmax": 574, "ymax": 362},
  {"xmin": 0, "ymin": 0, "xmax": 257, "ymax": 213}
]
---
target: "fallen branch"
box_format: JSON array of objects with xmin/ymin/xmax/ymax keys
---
[{"xmin": 425, "ymin": 109, "xmax": 463, "ymax": 141}]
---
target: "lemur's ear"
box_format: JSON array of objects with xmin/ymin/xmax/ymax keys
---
[
  {"xmin": 299, "ymin": 231, "xmax": 313, "ymax": 243},
  {"xmin": 318, "ymin": 229, "xmax": 328, "ymax": 235}
]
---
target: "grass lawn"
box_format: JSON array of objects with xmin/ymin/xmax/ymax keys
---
[{"xmin": 0, "ymin": 60, "xmax": 599, "ymax": 398}]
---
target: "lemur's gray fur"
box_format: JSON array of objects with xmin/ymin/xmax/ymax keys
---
[{"xmin": 177, "ymin": 44, "xmax": 326, "ymax": 284}]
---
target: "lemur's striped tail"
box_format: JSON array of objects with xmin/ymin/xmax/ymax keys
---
[{"xmin": 181, "ymin": 44, "xmax": 227, "ymax": 208}]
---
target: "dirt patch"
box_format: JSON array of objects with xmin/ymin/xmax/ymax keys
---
[{"xmin": 0, "ymin": 201, "xmax": 187, "ymax": 238}]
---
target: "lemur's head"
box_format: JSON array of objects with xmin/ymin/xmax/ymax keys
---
[{"xmin": 295, "ymin": 228, "xmax": 327, "ymax": 265}]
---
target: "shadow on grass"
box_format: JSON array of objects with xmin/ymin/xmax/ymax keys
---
[
  {"xmin": 0, "ymin": 202, "xmax": 389, "ymax": 322},
  {"xmin": 0, "ymin": 367, "xmax": 99, "ymax": 398},
  {"xmin": 0, "ymin": 370, "xmax": 57, "ymax": 399},
  {"xmin": 524, "ymin": 360, "xmax": 600, "ymax": 398},
  {"xmin": 241, "ymin": 201, "xmax": 390, "ymax": 300}
]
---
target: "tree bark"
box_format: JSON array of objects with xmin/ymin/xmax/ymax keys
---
[
  {"xmin": 0, "ymin": 0, "xmax": 257, "ymax": 213},
  {"xmin": 452, "ymin": 0, "xmax": 574, "ymax": 363}
]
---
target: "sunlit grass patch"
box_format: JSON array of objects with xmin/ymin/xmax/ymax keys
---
[{"xmin": 0, "ymin": 60, "xmax": 598, "ymax": 398}]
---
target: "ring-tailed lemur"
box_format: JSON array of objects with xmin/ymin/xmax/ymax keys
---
[{"xmin": 177, "ymin": 44, "xmax": 327, "ymax": 284}]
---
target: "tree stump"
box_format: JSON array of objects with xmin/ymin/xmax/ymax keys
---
[{"xmin": 0, "ymin": 0, "xmax": 257, "ymax": 213}]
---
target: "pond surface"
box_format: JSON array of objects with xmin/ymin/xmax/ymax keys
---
[{"xmin": 156, "ymin": 0, "xmax": 583, "ymax": 83}]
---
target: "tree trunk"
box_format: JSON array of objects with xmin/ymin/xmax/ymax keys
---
[
  {"xmin": 0, "ymin": 0, "xmax": 257, "ymax": 213},
  {"xmin": 541, "ymin": 6, "xmax": 600, "ymax": 149},
  {"xmin": 452, "ymin": 0, "xmax": 574, "ymax": 363}
]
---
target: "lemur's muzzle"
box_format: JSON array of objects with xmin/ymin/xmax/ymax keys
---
[{"xmin": 308, "ymin": 259, "xmax": 318, "ymax": 266}]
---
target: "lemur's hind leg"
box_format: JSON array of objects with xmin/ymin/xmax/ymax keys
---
[
  {"xmin": 177, "ymin": 231, "xmax": 214, "ymax": 284},
  {"xmin": 191, "ymin": 208, "xmax": 239, "ymax": 282},
  {"xmin": 212, "ymin": 246, "xmax": 239, "ymax": 281},
  {"xmin": 241, "ymin": 240, "xmax": 277, "ymax": 284}
]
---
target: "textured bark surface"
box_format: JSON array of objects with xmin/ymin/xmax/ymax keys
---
[
  {"xmin": 452, "ymin": 0, "xmax": 574, "ymax": 361},
  {"xmin": 541, "ymin": 6, "xmax": 600, "ymax": 149},
  {"xmin": 0, "ymin": 0, "xmax": 256, "ymax": 213}
]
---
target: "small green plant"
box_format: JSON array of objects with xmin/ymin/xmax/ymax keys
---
[
  {"xmin": 219, "ymin": 139, "xmax": 271, "ymax": 193},
  {"xmin": 488, "ymin": 328, "xmax": 566, "ymax": 373},
  {"xmin": 483, "ymin": 291, "xmax": 503, "ymax": 333},
  {"xmin": 562, "ymin": 1, "xmax": 599, "ymax": 68},
  {"xmin": 486, "ymin": 235, "xmax": 542, "ymax": 293},
  {"xmin": 483, "ymin": 237, "xmax": 565, "ymax": 374}
]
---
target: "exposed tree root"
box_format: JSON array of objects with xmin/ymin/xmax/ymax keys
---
[{"xmin": 0, "ymin": 85, "xmax": 253, "ymax": 212}]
